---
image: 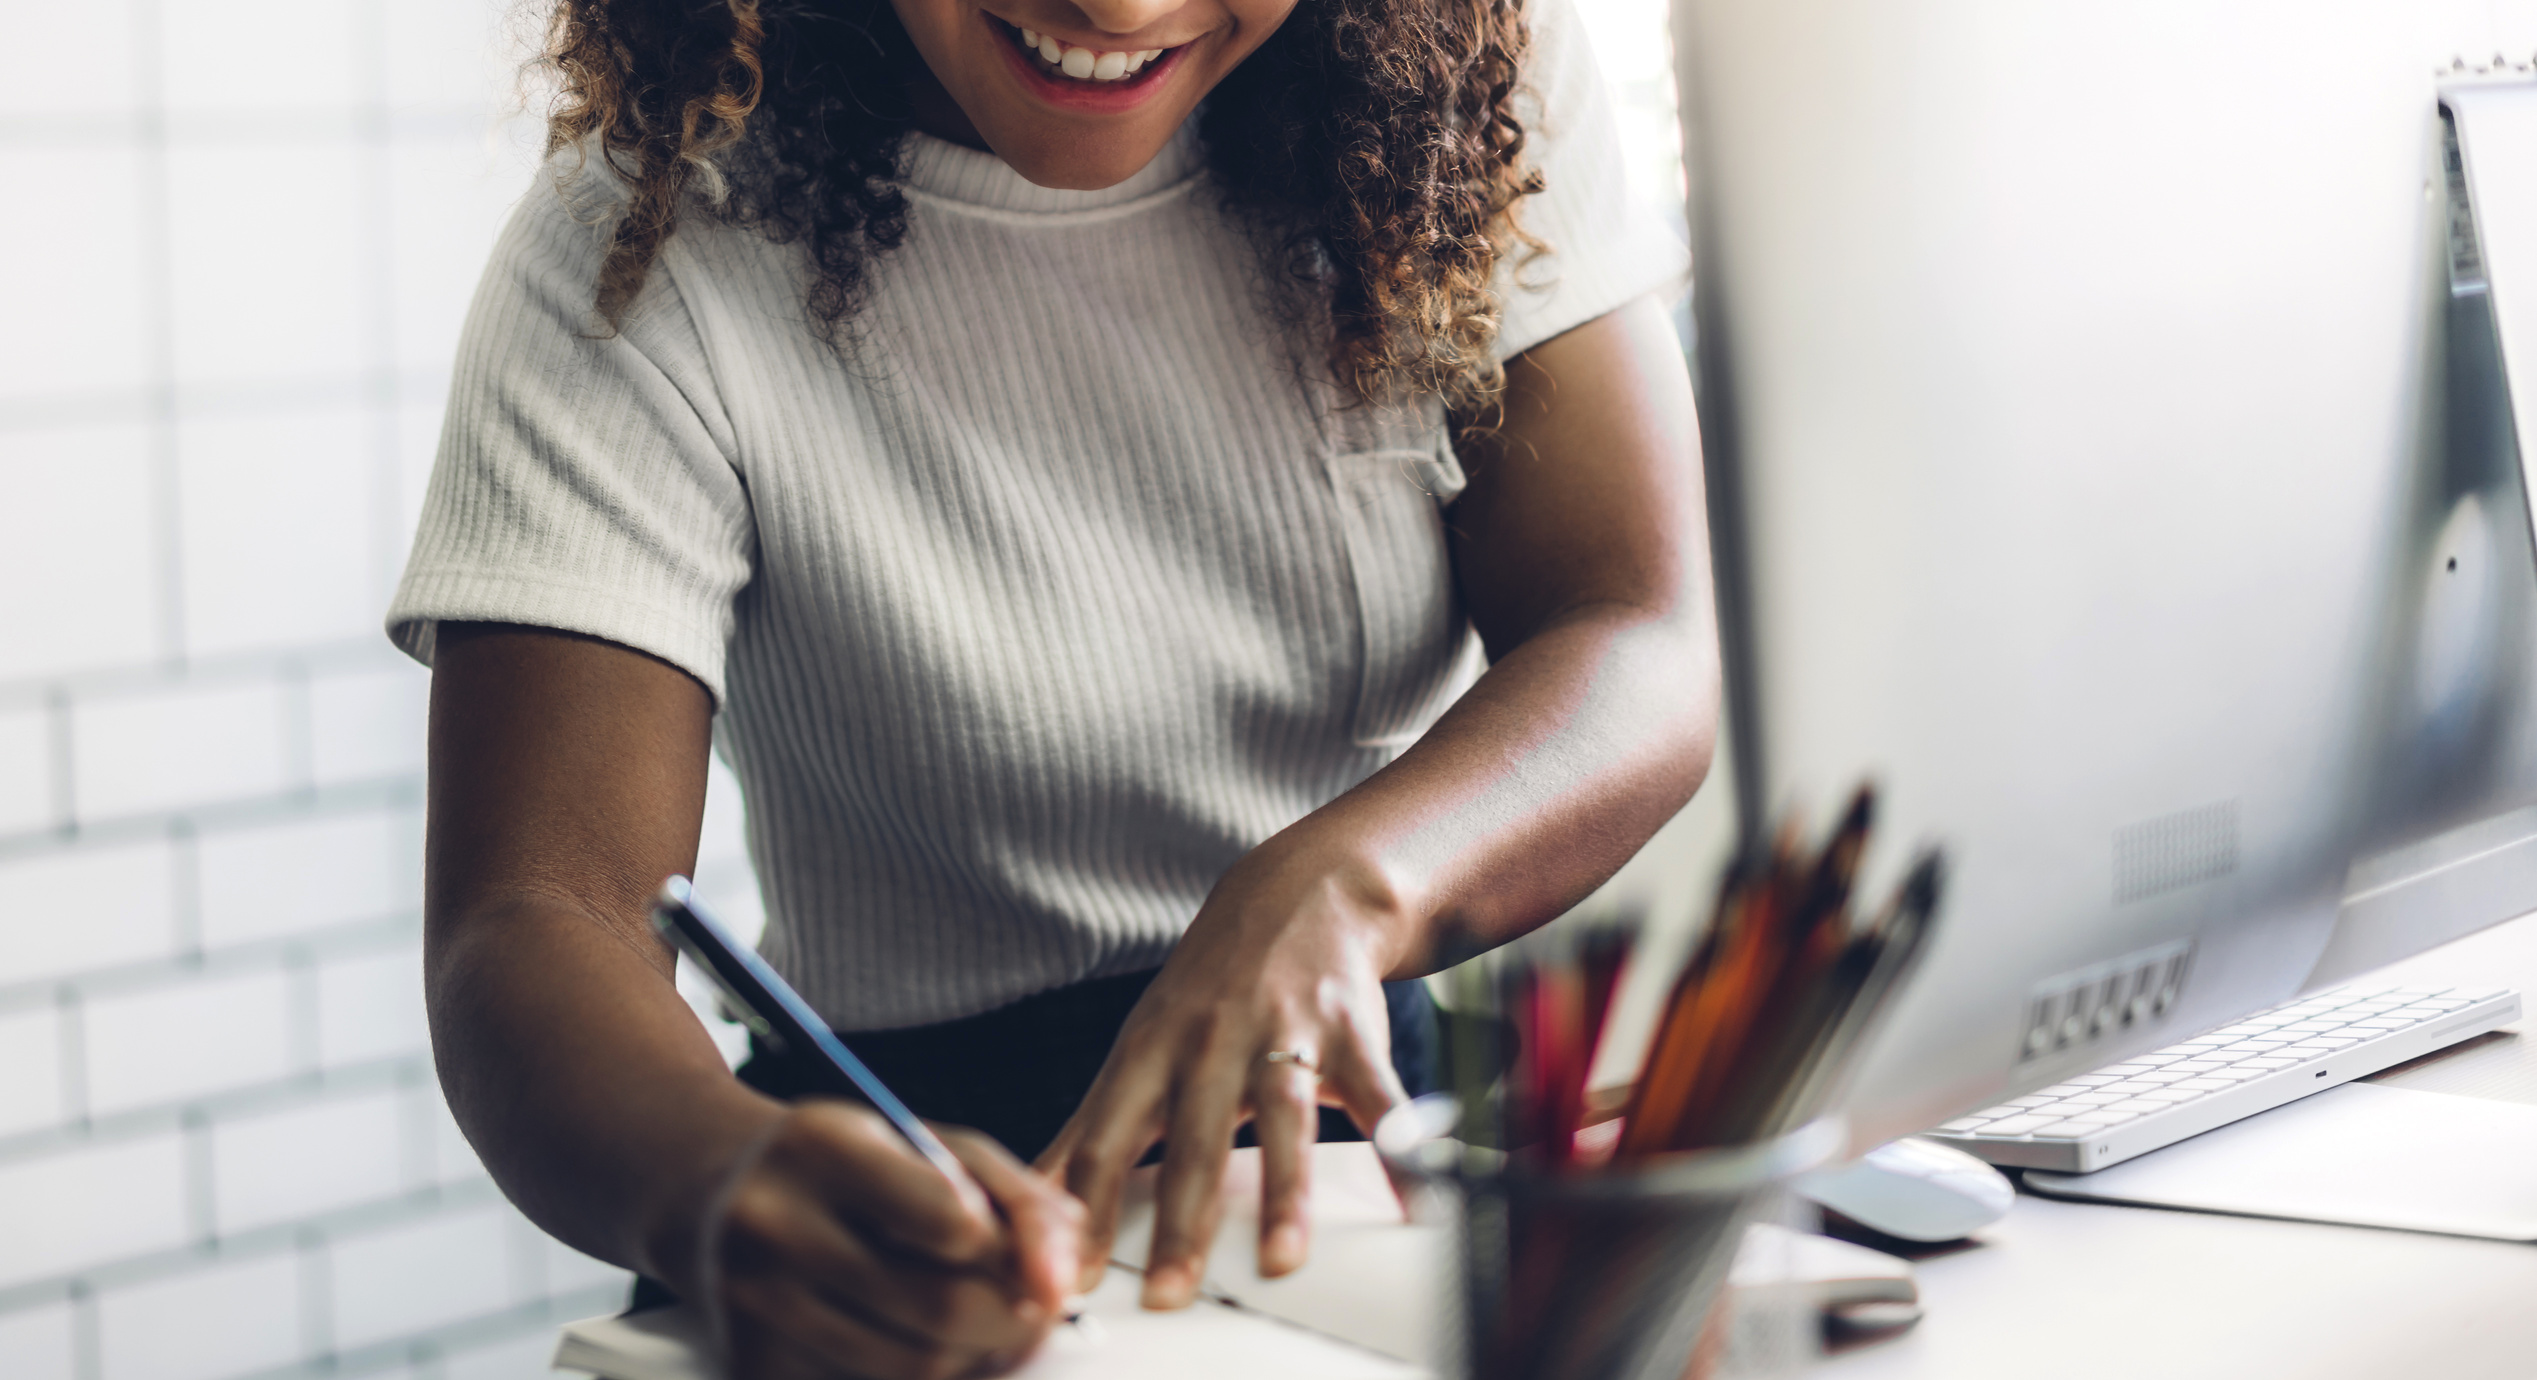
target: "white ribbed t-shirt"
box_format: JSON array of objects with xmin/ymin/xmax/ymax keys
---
[{"xmin": 387, "ymin": 0, "xmax": 1687, "ymax": 1029}]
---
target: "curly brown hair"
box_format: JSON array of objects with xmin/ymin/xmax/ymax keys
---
[{"xmin": 541, "ymin": 0, "xmax": 1543, "ymax": 408}]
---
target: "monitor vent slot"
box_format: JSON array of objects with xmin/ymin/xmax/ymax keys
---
[{"xmin": 2113, "ymin": 801, "xmax": 2240, "ymax": 904}]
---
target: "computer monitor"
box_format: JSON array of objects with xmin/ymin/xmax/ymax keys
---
[{"xmin": 1672, "ymin": 0, "xmax": 2537, "ymax": 1148}]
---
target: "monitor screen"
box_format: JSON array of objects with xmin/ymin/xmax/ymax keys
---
[{"xmin": 1675, "ymin": 0, "xmax": 2537, "ymax": 1146}]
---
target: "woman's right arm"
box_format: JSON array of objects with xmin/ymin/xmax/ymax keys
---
[{"xmin": 424, "ymin": 622, "xmax": 1081, "ymax": 1380}]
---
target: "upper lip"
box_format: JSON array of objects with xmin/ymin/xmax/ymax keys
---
[{"xmin": 992, "ymin": 14, "xmax": 1193, "ymax": 51}]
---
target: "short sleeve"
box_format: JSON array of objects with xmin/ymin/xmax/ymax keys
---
[
  {"xmin": 385, "ymin": 182, "xmax": 754, "ymax": 703},
  {"xmin": 1492, "ymin": 0, "xmax": 1692, "ymax": 361}
]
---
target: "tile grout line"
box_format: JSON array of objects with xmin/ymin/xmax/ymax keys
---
[{"xmin": 132, "ymin": 0, "xmax": 185, "ymax": 673}]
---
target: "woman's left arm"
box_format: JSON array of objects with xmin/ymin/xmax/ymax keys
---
[{"xmin": 1041, "ymin": 293, "xmax": 1717, "ymax": 1306}]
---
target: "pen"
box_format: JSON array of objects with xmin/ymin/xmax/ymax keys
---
[
  {"xmin": 650, "ymin": 876, "xmax": 968, "ymax": 1183},
  {"xmin": 653, "ymin": 878, "xmax": 1092, "ymax": 1328}
]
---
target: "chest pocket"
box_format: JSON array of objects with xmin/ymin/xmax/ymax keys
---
[{"xmin": 1323, "ymin": 400, "xmax": 1484, "ymax": 751}]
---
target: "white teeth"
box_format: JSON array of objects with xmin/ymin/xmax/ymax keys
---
[{"xmin": 1018, "ymin": 25, "xmax": 1165, "ymax": 81}]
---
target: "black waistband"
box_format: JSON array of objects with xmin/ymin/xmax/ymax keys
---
[{"xmin": 738, "ymin": 968, "xmax": 1439, "ymax": 1162}]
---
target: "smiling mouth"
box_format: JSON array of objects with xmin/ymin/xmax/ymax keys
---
[{"xmin": 1001, "ymin": 18, "xmax": 1174, "ymax": 82}]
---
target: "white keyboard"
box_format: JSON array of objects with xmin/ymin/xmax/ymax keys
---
[{"xmin": 1927, "ymin": 982, "xmax": 2521, "ymax": 1173}]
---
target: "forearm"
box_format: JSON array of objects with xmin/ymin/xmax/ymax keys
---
[
  {"xmin": 1263, "ymin": 600, "xmax": 1717, "ymax": 976},
  {"xmin": 428, "ymin": 893, "xmax": 785, "ymax": 1284}
]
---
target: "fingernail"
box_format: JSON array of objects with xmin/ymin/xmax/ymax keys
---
[
  {"xmin": 1076, "ymin": 1259, "xmax": 1109, "ymax": 1293},
  {"xmin": 1264, "ymin": 1222, "xmax": 1306, "ymax": 1275},
  {"xmin": 1141, "ymin": 1263, "xmax": 1194, "ymax": 1309}
]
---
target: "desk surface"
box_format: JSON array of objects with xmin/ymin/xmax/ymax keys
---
[{"xmin": 1812, "ymin": 910, "xmax": 2537, "ymax": 1380}]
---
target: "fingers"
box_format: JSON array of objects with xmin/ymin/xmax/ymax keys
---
[
  {"xmin": 727, "ymin": 1270, "xmax": 1037, "ymax": 1380},
  {"xmin": 1323, "ymin": 1020, "xmax": 1411, "ymax": 1141},
  {"xmin": 778, "ymin": 1102, "xmax": 1002, "ymax": 1267},
  {"xmin": 1041, "ymin": 1076, "xmax": 1167, "ymax": 1294},
  {"xmin": 942, "ymin": 1128, "xmax": 1085, "ymax": 1315},
  {"xmin": 1252, "ymin": 1057, "xmax": 1320, "ymax": 1278},
  {"xmin": 1143, "ymin": 1048, "xmax": 1248, "ymax": 1309},
  {"xmin": 722, "ymin": 1161, "xmax": 1045, "ymax": 1362}
]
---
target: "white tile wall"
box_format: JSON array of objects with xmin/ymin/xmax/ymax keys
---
[
  {"xmin": 307, "ymin": 665, "xmax": 430, "ymax": 785},
  {"xmin": 438, "ymin": 1327, "xmax": 560, "ymax": 1380},
  {"xmin": 197, "ymin": 811, "xmax": 406, "ymax": 949},
  {"xmin": 0, "ymin": 1005, "xmax": 65, "ymax": 1137},
  {"xmin": 0, "ymin": 150, "xmax": 151, "ymax": 405},
  {"xmin": 95, "ymin": 1251, "xmax": 303, "ymax": 1380},
  {"xmin": 0, "ymin": 0, "xmax": 675, "ymax": 1374},
  {"xmin": 0, "ymin": 1298, "xmax": 79, "ymax": 1380},
  {"xmin": 0, "ymin": 6, "xmax": 139, "ymax": 118},
  {"xmin": 0, "ymin": 1135, "xmax": 190, "ymax": 1289},
  {"xmin": 213, "ymin": 1091, "xmax": 408, "ymax": 1234},
  {"xmin": 176, "ymin": 405, "xmax": 380, "ymax": 657},
  {"xmin": 72, "ymin": 681, "xmax": 295, "ymax": 820},
  {"xmin": 84, "ymin": 966, "xmax": 295, "ymax": 1116},
  {"xmin": 317, "ymin": 943, "xmax": 428, "ymax": 1067},
  {"xmin": 387, "ymin": 138, "xmax": 529, "ymax": 376},
  {"xmin": 0, "ymin": 706, "xmax": 56, "ymax": 835},
  {"xmin": 542, "ymin": 1236, "xmax": 631, "ymax": 1296},
  {"xmin": 0, "ymin": 423, "xmax": 161, "ymax": 682},
  {"xmin": 328, "ymin": 1207, "xmax": 520, "ymax": 1352},
  {"xmin": 427, "ymin": 1091, "xmax": 487, "ymax": 1187},
  {"xmin": 158, "ymin": 0, "xmax": 365, "ymax": 114},
  {"xmin": 379, "ymin": 0, "xmax": 517, "ymax": 111},
  {"xmin": 1, "ymin": 842, "xmax": 176, "ymax": 988},
  {"xmin": 164, "ymin": 141, "xmax": 372, "ymax": 392}
]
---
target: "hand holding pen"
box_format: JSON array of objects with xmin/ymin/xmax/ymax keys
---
[{"xmin": 653, "ymin": 880, "xmax": 1086, "ymax": 1380}]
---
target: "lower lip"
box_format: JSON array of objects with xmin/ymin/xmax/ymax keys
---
[{"xmin": 990, "ymin": 18, "xmax": 1189, "ymax": 113}]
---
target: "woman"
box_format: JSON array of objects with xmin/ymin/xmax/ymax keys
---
[{"xmin": 390, "ymin": 0, "xmax": 1712, "ymax": 1369}]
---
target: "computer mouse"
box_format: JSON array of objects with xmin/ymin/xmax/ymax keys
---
[{"xmin": 1796, "ymin": 1136, "xmax": 2016, "ymax": 1242}]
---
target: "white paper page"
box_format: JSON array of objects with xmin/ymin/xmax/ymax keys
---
[{"xmin": 1107, "ymin": 1141, "xmax": 1446, "ymax": 1367}]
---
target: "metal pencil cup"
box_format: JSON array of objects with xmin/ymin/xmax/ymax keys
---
[{"xmin": 1374, "ymin": 1097, "xmax": 1844, "ymax": 1380}]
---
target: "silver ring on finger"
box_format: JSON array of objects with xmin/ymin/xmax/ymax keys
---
[{"xmin": 1263, "ymin": 1048, "xmax": 1321, "ymax": 1077}]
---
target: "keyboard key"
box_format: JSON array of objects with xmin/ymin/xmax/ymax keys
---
[
  {"xmin": 2137, "ymin": 1088, "xmax": 2201, "ymax": 1104},
  {"xmin": 2240, "ymin": 1057, "xmax": 2297, "ymax": 1071},
  {"xmin": 1937, "ymin": 1118, "xmax": 1990, "ymax": 1133},
  {"xmin": 2273, "ymin": 1044, "xmax": 2335, "ymax": 1059},
  {"xmin": 2095, "ymin": 1080, "xmax": 2156, "ymax": 1095},
  {"xmin": 2133, "ymin": 1071, "xmax": 2190, "ymax": 1086},
  {"xmin": 2171, "ymin": 1077, "xmax": 2234, "ymax": 1091},
  {"xmin": 2035, "ymin": 1118, "xmax": 2119, "ymax": 1137},
  {"xmin": 2060, "ymin": 1092, "xmax": 2125, "ymax": 1106},
  {"xmin": 2102, "ymin": 1099, "xmax": 2168, "ymax": 1115},
  {"xmin": 2034, "ymin": 1082, "xmax": 2092, "ymax": 1098},
  {"xmin": 1974, "ymin": 1115, "xmax": 2057, "ymax": 1136}
]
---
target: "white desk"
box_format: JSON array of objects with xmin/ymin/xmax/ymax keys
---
[
  {"xmin": 563, "ymin": 915, "xmax": 2537, "ymax": 1380},
  {"xmin": 1812, "ymin": 911, "xmax": 2537, "ymax": 1380}
]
